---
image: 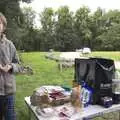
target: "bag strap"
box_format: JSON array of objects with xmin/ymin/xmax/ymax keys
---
[{"xmin": 96, "ymin": 61, "xmax": 114, "ymax": 71}]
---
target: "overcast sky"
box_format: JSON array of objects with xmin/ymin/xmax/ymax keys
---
[
  {"xmin": 20, "ymin": 0, "xmax": 120, "ymax": 27},
  {"xmin": 21, "ymin": 0, "xmax": 120, "ymax": 13}
]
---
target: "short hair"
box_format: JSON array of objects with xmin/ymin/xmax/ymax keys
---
[{"xmin": 0, "ymin": 12, "xmax": 7, "ymax": 29}]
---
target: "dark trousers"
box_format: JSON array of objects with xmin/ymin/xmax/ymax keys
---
[{"xmin": 0, "ymin": 95, "xmax": 16, "ymax": 120}]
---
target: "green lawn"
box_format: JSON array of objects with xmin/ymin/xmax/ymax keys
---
[{"xmin": 15, "ymin": 51, "xmax": 120, "ymax": 120}]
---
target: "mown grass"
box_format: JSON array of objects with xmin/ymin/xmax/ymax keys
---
[
  {"xmin": 15, "ymin": 51, "xmax": 120, "ymax": 120},
  {"xmin": 90, "ymin": 51, "xmax": 120, "ymax": 61}
]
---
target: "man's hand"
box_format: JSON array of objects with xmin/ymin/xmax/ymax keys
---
[
  {"xmin": 0, "ymin": 64, "xmax": 12, "ymax": 72},
  {"xmin": 0, "ymin": 64, "xmax": 3, "ymax": 70}
]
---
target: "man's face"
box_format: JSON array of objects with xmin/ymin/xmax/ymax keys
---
[{"xmin": 0, "ymin": 19, "xmax": 4, "ymax": 34}]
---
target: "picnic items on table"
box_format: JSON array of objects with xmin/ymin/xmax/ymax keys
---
[
  {"xmin": 30, "ymin": 85, "xmax": 92, "ymax": 119},
  {"xmin": 112, "ymin": 70, "xmax": 120, "ymax": 104},
  {"xmin": 74, "ymin": 58, "xmax": 115, "ymax": 106},
  {"xmin": 80, "ymin": 82, "xmax": 93, "ymax": 107},
  {"xmin": 35, "ymin": 102, "xmax": 76, "ymax": 119},
  {"xmin": 112, "ymin": 78, "xmax": 120, "ymax": 94},
  {"xmin": 30, "ymin": 86, "xmax": 50, "ymax": 107},
  {"xmin": 29, "ymin": 57, "xmax": 120, "ymax": 119},
  {"xmin": 30, "ymin": 86, "xmax": 71, "ymax": 108},
  {"xmin": 100, "ymin": 96, "xmax": 113, "ymax": 108},
  {"xmin": 71, "ymin": 85, "xmax": 82, "ymax": 111},
  {"xmin": 36, "ymin": 106, "xmax": 54, "ymax": 117},
  {"xmin": 31, "ymin": 85, "xmax": 77, "ymax": 119}
]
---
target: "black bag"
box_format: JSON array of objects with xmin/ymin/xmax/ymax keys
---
[{"xmin": 74, "ymin": 58, "xmax": 115, "ymax": 104}]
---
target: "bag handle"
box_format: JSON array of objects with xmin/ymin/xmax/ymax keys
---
[{"xmin": 96, "ymin": 61, "xmax": 114, "ymax": 71}]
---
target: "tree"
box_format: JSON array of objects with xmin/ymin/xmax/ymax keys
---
[
  {"xmin": 22, "ymin": 7, "xmax": 36, "ymax": 29},
  {"xmin": 21, "ymin": 7, "xmax": 38, "ymax": 51},
  {"xmin": 90, "ymin": 8, "xmax": 120, "ymax": 50},
  {"xmin": 74, "ymin": 6, "xmax": 92, "ymax": 48},
  {"xmin": 54, "ymin": 6, "xmax": 76, "ymax": 51},
  {"xmin": 39, "ymin": 8, "xmax": 55, "ymax": 51},
  {"xmin": 96, "ymin": 23, "xmax": 120, "ymax": 51},
  {"xmin": 90, "ymin": 7, "xmax": 107, "ymax": 50},
  {"xmin": 0, "ymin": 0, "xmax": 33, "ymax": 49}
]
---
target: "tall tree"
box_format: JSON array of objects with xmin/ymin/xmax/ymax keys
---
[
  {"xmin": 74, "ymin": 6, "xmax": 91, "ymax": 48},
  {"xmin": 90, "ymin": 7, "xmax": 106, "ymax": 50},
  {"xmin": 0, "ymin": 0, "xmax": 33, "ymax": 49},
  {"xmin": 21, "ymin": 7, "xmax": 37, "ymax": 51},
  {"xmin": 39, "ymin": 7, "xmax": 55, "ymax": 51},
  {"xmin": 95, "ymin": 10, "xmax": 120, "ymax": 50},
  {"xmin": 54, "ymin": 6, "xmax": 76, "ymax": 51},
  {"xmin": 97, "ymin": 24, "xmax": 120, "ymax": 50},
  {"xmin": 22, "ymin": 7, "xmax": 36, "ymax": 29}
]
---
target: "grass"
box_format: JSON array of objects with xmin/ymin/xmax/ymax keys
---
[
  {"xmin": 90, "ymin": 51, "xmax": 120, "ymax": 61},
  {"xmin": 15, "ymin": 51, "xmax": 120, "ymax": 120}
]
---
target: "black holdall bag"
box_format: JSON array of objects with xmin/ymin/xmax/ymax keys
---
[{"xmin": 74, "ymin": 58, "xmax": 115, "ymax": 104}]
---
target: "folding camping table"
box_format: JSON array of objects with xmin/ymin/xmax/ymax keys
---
[{"xmin": 25, "ymin": 96, "xmax": 120, "ymax": 120}]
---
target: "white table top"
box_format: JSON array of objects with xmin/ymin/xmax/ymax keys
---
[{"xmin": 25, "ymin": 96, "xmax": 120, "ymax": 120}]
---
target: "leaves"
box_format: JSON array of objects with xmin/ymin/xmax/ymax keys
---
[{"xmin": 1, "ymin": 0, "xmax": 120, "ymax": 51}]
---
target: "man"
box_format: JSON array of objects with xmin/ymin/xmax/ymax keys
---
[{"xmin": 0, "ymin": 12, "xmax": 20, "ymax": 120}]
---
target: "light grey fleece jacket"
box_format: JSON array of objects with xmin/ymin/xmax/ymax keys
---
[{"xmin": 0, "ymin": 35, "xmax": 19, "ymax": 95}]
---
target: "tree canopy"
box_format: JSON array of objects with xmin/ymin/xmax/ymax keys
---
[{"xmin": 1, "ymin": 0, "xmax": 120, "ymax": 51}]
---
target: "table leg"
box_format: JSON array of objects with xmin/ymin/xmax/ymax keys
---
[
  {"xmin": 28, "ymin": 106, "xmax": 32, "ymax": 120},
  {"xmin": 119, "ymin": 111, "xmax": 120, "ymax": 120}
]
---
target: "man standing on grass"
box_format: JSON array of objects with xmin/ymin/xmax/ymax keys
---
[{"xmin": 0, "ymin": 12, "xmax": 20, "ymax": 120}]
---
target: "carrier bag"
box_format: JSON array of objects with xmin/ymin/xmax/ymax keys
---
[{"xmin": 74, "ymin": 58, "xmax": 115, "ymax": 104}]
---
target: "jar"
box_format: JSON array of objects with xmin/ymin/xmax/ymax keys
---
[{"xmin": 112, "ymin": 79, "xmax": 120, "ymax": 94}]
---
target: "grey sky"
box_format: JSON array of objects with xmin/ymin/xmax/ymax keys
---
[
  {"xmin": 21, "ymin": 0, "xmax": 120, "ymax": 13},
  {"xmin": 20, "ymin": 0, "xmax": 120, "ymax": 27}
]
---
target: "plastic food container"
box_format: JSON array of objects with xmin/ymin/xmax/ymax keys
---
[{"xmin": 112, "ymin": 79, "xmax": 120, "ymax": 94}]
